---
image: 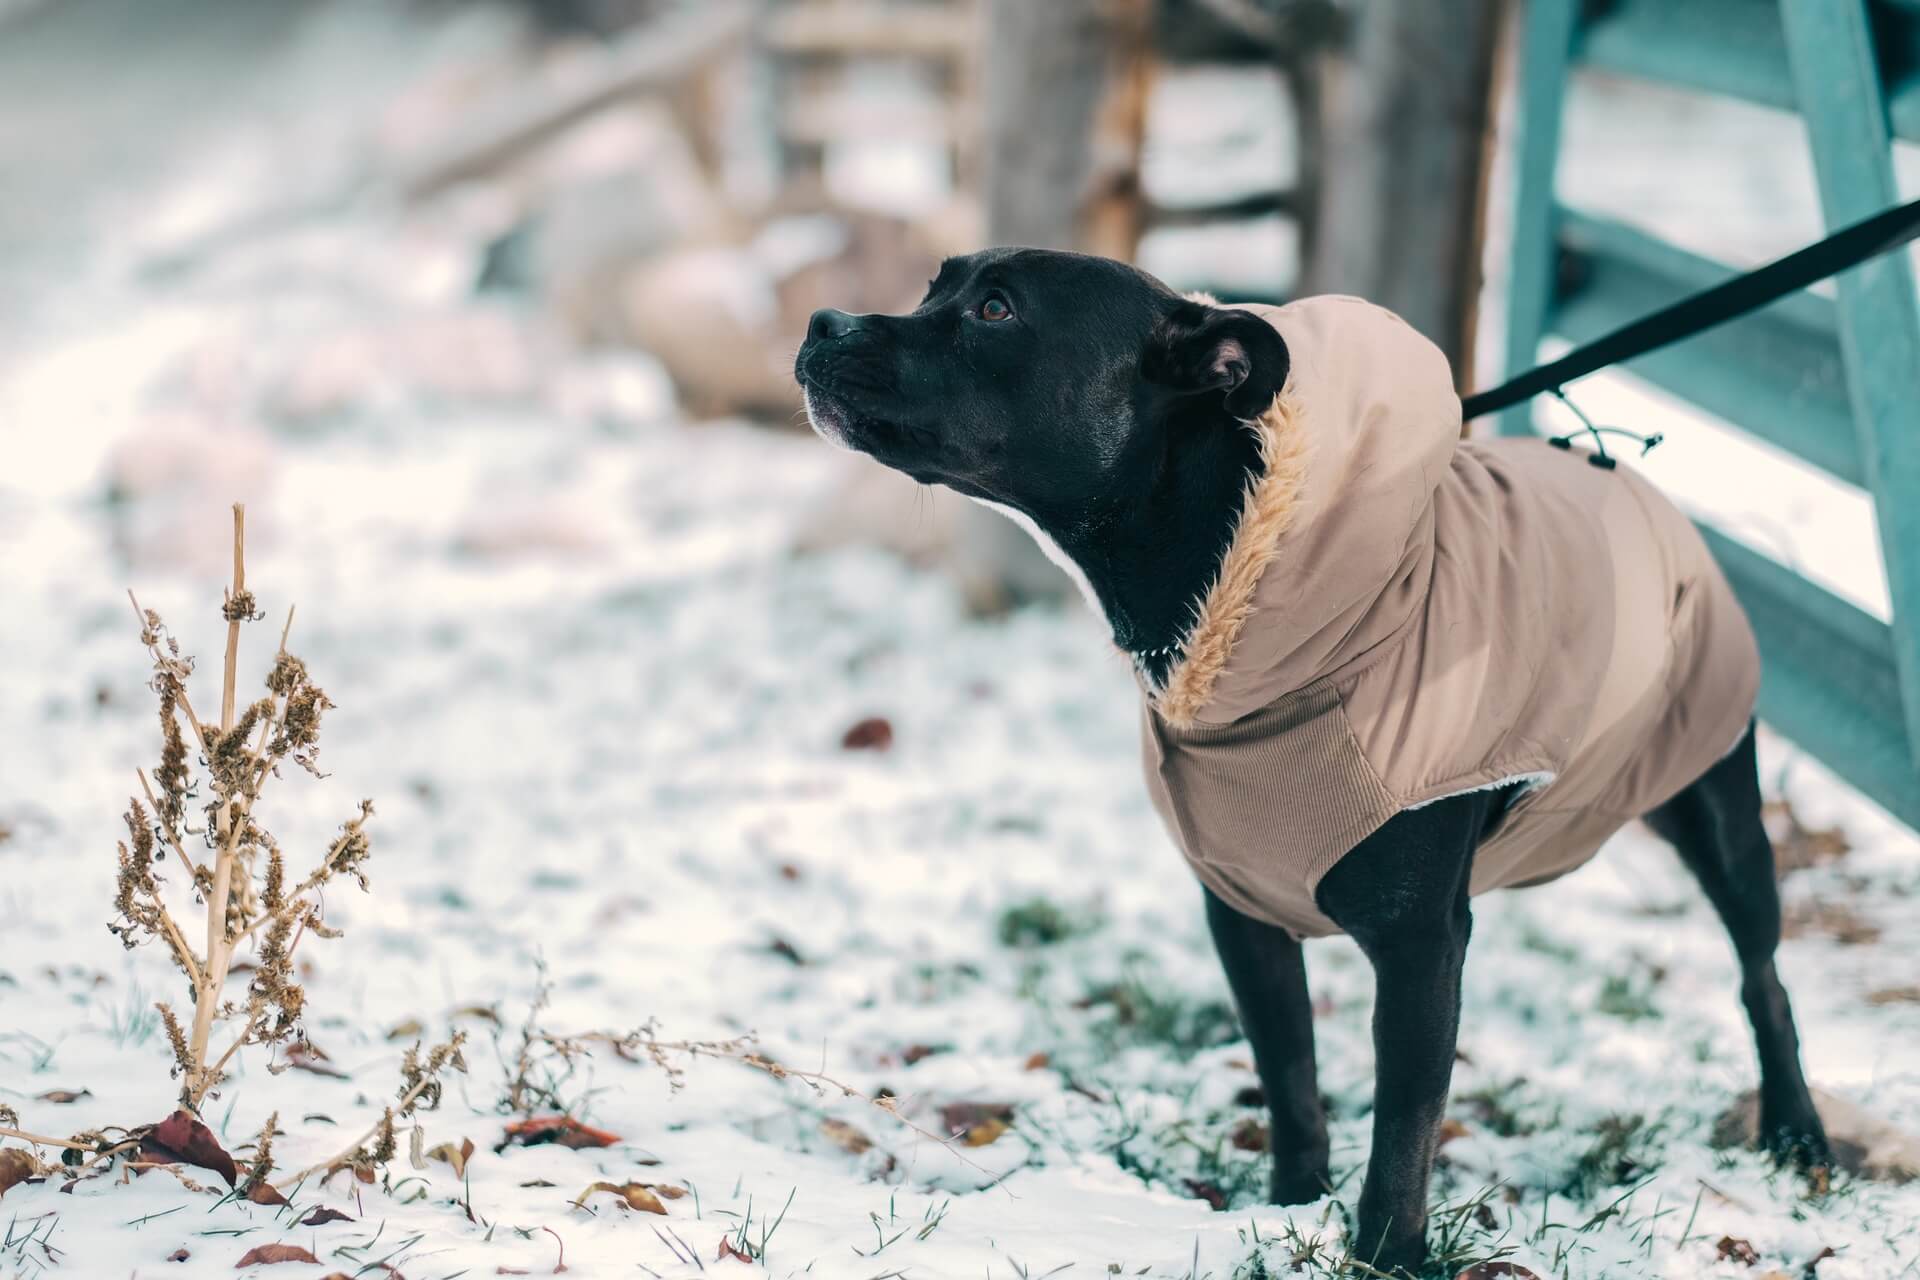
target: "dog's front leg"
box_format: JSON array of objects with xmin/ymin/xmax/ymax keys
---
[
  {"xmin": 1203, "ymin": 887, "xmax": 1328, "ymax": 1204},
  {"xmin": 1315, "ymin": 791, "xmax": 1506, "ymax": 1275}
]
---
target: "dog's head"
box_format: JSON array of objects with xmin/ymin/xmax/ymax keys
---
[{"xmin": 793, "ymin": 248, "xmax": 1289, "ymax": 524}]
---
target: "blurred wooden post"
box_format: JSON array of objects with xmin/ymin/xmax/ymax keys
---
[
  {"xmin": 959, "ymin": 0, "xmax": 1152, "ymax": 609},
  {"xmin": 1303, "ymin": 0, "xmax": 1505, "ymax": 387},
  {"xmin": 981, "ymin": 0, "xmax": 1151, "ymax": 256}
]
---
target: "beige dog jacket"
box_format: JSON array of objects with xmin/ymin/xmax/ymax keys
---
[{"xmin": 1139, "ymin": 295, "xmax": 1758, "ymax": 938}]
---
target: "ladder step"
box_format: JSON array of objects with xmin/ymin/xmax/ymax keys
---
[{"xmin": 1549, "ymin": 207, "xmax": 1862, "ymax": 487}]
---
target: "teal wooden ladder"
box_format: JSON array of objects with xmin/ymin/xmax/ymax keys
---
[{"xmin": 1502, "ymin": 0, "xmax": 1920, "ymax": 827}]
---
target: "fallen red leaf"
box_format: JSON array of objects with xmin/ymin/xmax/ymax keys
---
[
  {"xmin": 716, "ymin": 1238, "xmax": 754, "ymax": 1263},
  {"xmin": 244, "ymin": 1179, "xmax": 289, "ymax": 1206},
  {"xmin": 168, "ymin": 1248, "xmax": 191, "ymax": 1261},
  {"xmin": 144, "ymin": 1110, "xmax": 238, "ymax": 1187},
  {"xmin": 499, "ymin": 1116, "xmax": 621, "ymax": 1151},
  {"xmin": 235, "ymin": 1242, "xmax": 321, "ymax": 1266},
  {"xmin": 1183, "ymin": 1178, "xmax": 1227, "ymax": 1211},
  {"xmin": 840, "ymin": 717, "xmax": 894, "ymax": 751}
]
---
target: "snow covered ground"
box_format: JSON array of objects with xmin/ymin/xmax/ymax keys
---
[{"xmin": 2, "ymin": 5, "xmax": 1918, "ymax": 1278}]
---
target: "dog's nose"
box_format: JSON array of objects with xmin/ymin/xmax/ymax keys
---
[{"xmin": 807, "ymin": 308, "xmax": 862, "ymax": 343}]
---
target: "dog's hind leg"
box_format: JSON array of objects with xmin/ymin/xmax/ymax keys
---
[
  {"xmin": 1645, "ymin": 721, "xmax": 1830, "ymax": 1168},
  {"xmin": 1204, "ymin": 887, "xmax": 1329, "ymax": 1205}
]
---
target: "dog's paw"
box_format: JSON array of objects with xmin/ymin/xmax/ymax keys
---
[
  {"xmin": 1760, "ymin": 1108, "xmax": 1833, "ymax": 1181},
  {"xmin": 1268, "ymin": 1162, "xmax": 1331, "ymax": 1207}
]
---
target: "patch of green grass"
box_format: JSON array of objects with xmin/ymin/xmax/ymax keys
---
[
  {"xmin": 996, "ymin": 896, "xmax": 1098, "ymax": 948},
  {"xmin": 1454, "ymin": 1078, "xmax": 1543, "ymax": 1139},
  {"xmin": 1081, "ymin": 965, "xmax": 1240, "ymax": 1056},
  {"xmin": 1595, "ymin": 972, "xmax": 1662, "ymax": 1022},
  {"xmin": 1558, "ymin": 1113, "xmax": 1663, "ymax": 1201},
  {"xmin": 1236, "ymin": 1183, "xmax": 1515, "ymax": 1279}
]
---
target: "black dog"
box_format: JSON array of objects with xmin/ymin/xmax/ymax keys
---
[{"xmin": 795, "ymin": 248, "xmax": 1828, "ymax": 1274}]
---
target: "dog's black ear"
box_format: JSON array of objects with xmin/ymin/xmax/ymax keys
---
[{"xmin": 1143, "ymin": 302, "xmax": 1291, "ymax": 420}]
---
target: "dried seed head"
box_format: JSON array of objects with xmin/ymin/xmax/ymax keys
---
[
  {"xmin": 370, "ymin": 1109, "xmax": 397, "ymax": 1165},
  {"xmin": 124, "ymin": 800, "xmax": 157, "ymax": 870},
  {"xmin": 158, "ymin": 1003, "xmax": 191, "ymax": 1079},
  {"xmin": 223, "ymin": 589, "xmax": 262, "ymax": 624},
  {"xmin": 242, "ymin": 1110, "xmax": 279, "ymax": 1190},
  {"xmin": 154, "ymin": 677, "xmax": 192, "ymax": 831}
]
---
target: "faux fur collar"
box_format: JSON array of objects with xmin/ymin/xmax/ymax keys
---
[{"xmin": 1146, "ymin": 386, "xmax": 1310, "ymax": 728}]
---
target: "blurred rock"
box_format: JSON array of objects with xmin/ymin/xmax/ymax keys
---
[
  {"xmin": 452, "ymin": 492, "xmax": 613, "ymax": 562},
  {"xmin": 266, "ymin": 306, "xmax": 546, "ymax": 425},
  {"xmin": 104, "ymin": 414, "xmax": 278, "ymax": 575},
  {"xmin": 522, "ymin": 103, "xmax": 739, "ymax": 341},
  {"xmin": 1713, "ymin": 1087, "xmax": 1920, "ymax": 1183},
  {"xmin": 618, "ymin": 244, "xmax": 798, "ymax": 419}
]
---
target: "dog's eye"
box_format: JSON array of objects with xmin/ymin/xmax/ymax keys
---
[{"xmin": 980, "ymin": 294, "xmax": 1013, "ymax": 322}]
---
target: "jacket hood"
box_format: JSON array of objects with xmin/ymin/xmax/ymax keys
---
[{"xmin": 1150, "ymin": 295, "xmax": 1462, "ymax": 728}]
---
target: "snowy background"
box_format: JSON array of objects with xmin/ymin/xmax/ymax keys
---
[{"xmin": 1, "ymin": 3, "xmax": 1917, "ymax": 1278}]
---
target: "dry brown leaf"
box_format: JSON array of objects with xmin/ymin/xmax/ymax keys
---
[
  {"xmin": 284, "ymin": 1042, "xmax": 349, "ymax": 1080},
  {"xmin": 1230, "ymin": 1118, "xmax": 1268, "ymax": 1152},
  {"xmin": 572, "ymin": 1180, "xmax": 668, "ymax": 1214},
  {"xmin": 1716, "ymin": 1236, "xmax": 1761, "ymax": 1267},
  {"xmin": 1782, "ymin": 898, "xmax": 1881, "ymax": 945},
  {"xmin": 717, "ymin": 1238, "xmax": 754, "ymax": 1263},
  {"xmin": 1022, "ymin": 1052, "xmax": 1051, "ymax": 1071},
  {"xmin": 168, "ymin": 1248, "xmax": 191, "ymax": 1261},
  {"xmin": 143, "ymin": 1110, "xmax": 238, "ymax": 1187},
  {"xmin": 1866, "ymin": 986, "xmax": 1920, "ymax": 1006},
  {"xmin": 1763, "ymin": 799, "xmax": 1850, "ymax": 874},
  {"xmin": 1453, "ymin": 1265, "xmax": 1540, "ymax": 1280},
  {"xmin": 35, "ymin": 1089, "xmax": 91, "ymax": 1104},
  {"xmin": 1438, "ymin": 1118, "xmax": 1473, "ymax": 1148},
  {"xmin": 300, "ymin": 1206, "xmax": 354, "ymax": 1226},
  {"xmin": 820, "ymin": 1118, "xmax": 873, "ymax": 1155},
  {"xmin": 1183, "ymin": 1177, "xmax": 1226, "ymax": 1210},
  {"xmin": 452, "ymin": 1004, "xmax": 503, "ymax": 1026},
  {"xmin": 385, "ymin": 1018, "xmax": 425, "ymax": 1041},
  {"xmin": 426, "ymin": 1137, "xmax": 476, "ymax": 1177},
  {"xmin": 235, "ymin": 1242, "xmax": 322, "ymax": 1266},
  {"xmin": 245, "ymin": 1179, "xmax": 290, "ymax": 1206},
  {"xmin": 840, "ymin": 716, "xmax": 894, "ymax": 751},
  {"xmin": 0, "ymin": 1148, "xmax": 46, "ymax": 1199},
  {"xmin": 941, "ymin": 1101, "xmax": 1015, "ymax": 1148},
  {"xmin": 964, "ymin": 1117, "xmax": 1008, "ymax": 1147}
]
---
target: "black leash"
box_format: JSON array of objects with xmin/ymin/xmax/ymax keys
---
[{"xmin": 1461, "ymin": 197, "xmax": 1920, "ymax": 429}]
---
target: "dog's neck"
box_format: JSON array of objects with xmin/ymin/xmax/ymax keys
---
[{"xmin": 1027, "ymin": 416, "xmax": 1264, "ymax": 687}]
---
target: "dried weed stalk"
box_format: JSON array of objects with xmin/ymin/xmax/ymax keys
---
[
  {"xmin": 112, "ymin": 504, "xmax": 374, "ymax": 1109},
  {"xmin": 277, "ymin": 1032, "xmax": 469, "ymax": 1190},
  {"xmin": 528, "ymin": 1019, "xmax": 993, "ymax": 1174}
]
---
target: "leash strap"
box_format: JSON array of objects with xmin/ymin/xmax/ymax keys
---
[{"xmin": 1462, "ymin": 196, "xmax": 1920, "ymax": 422}]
